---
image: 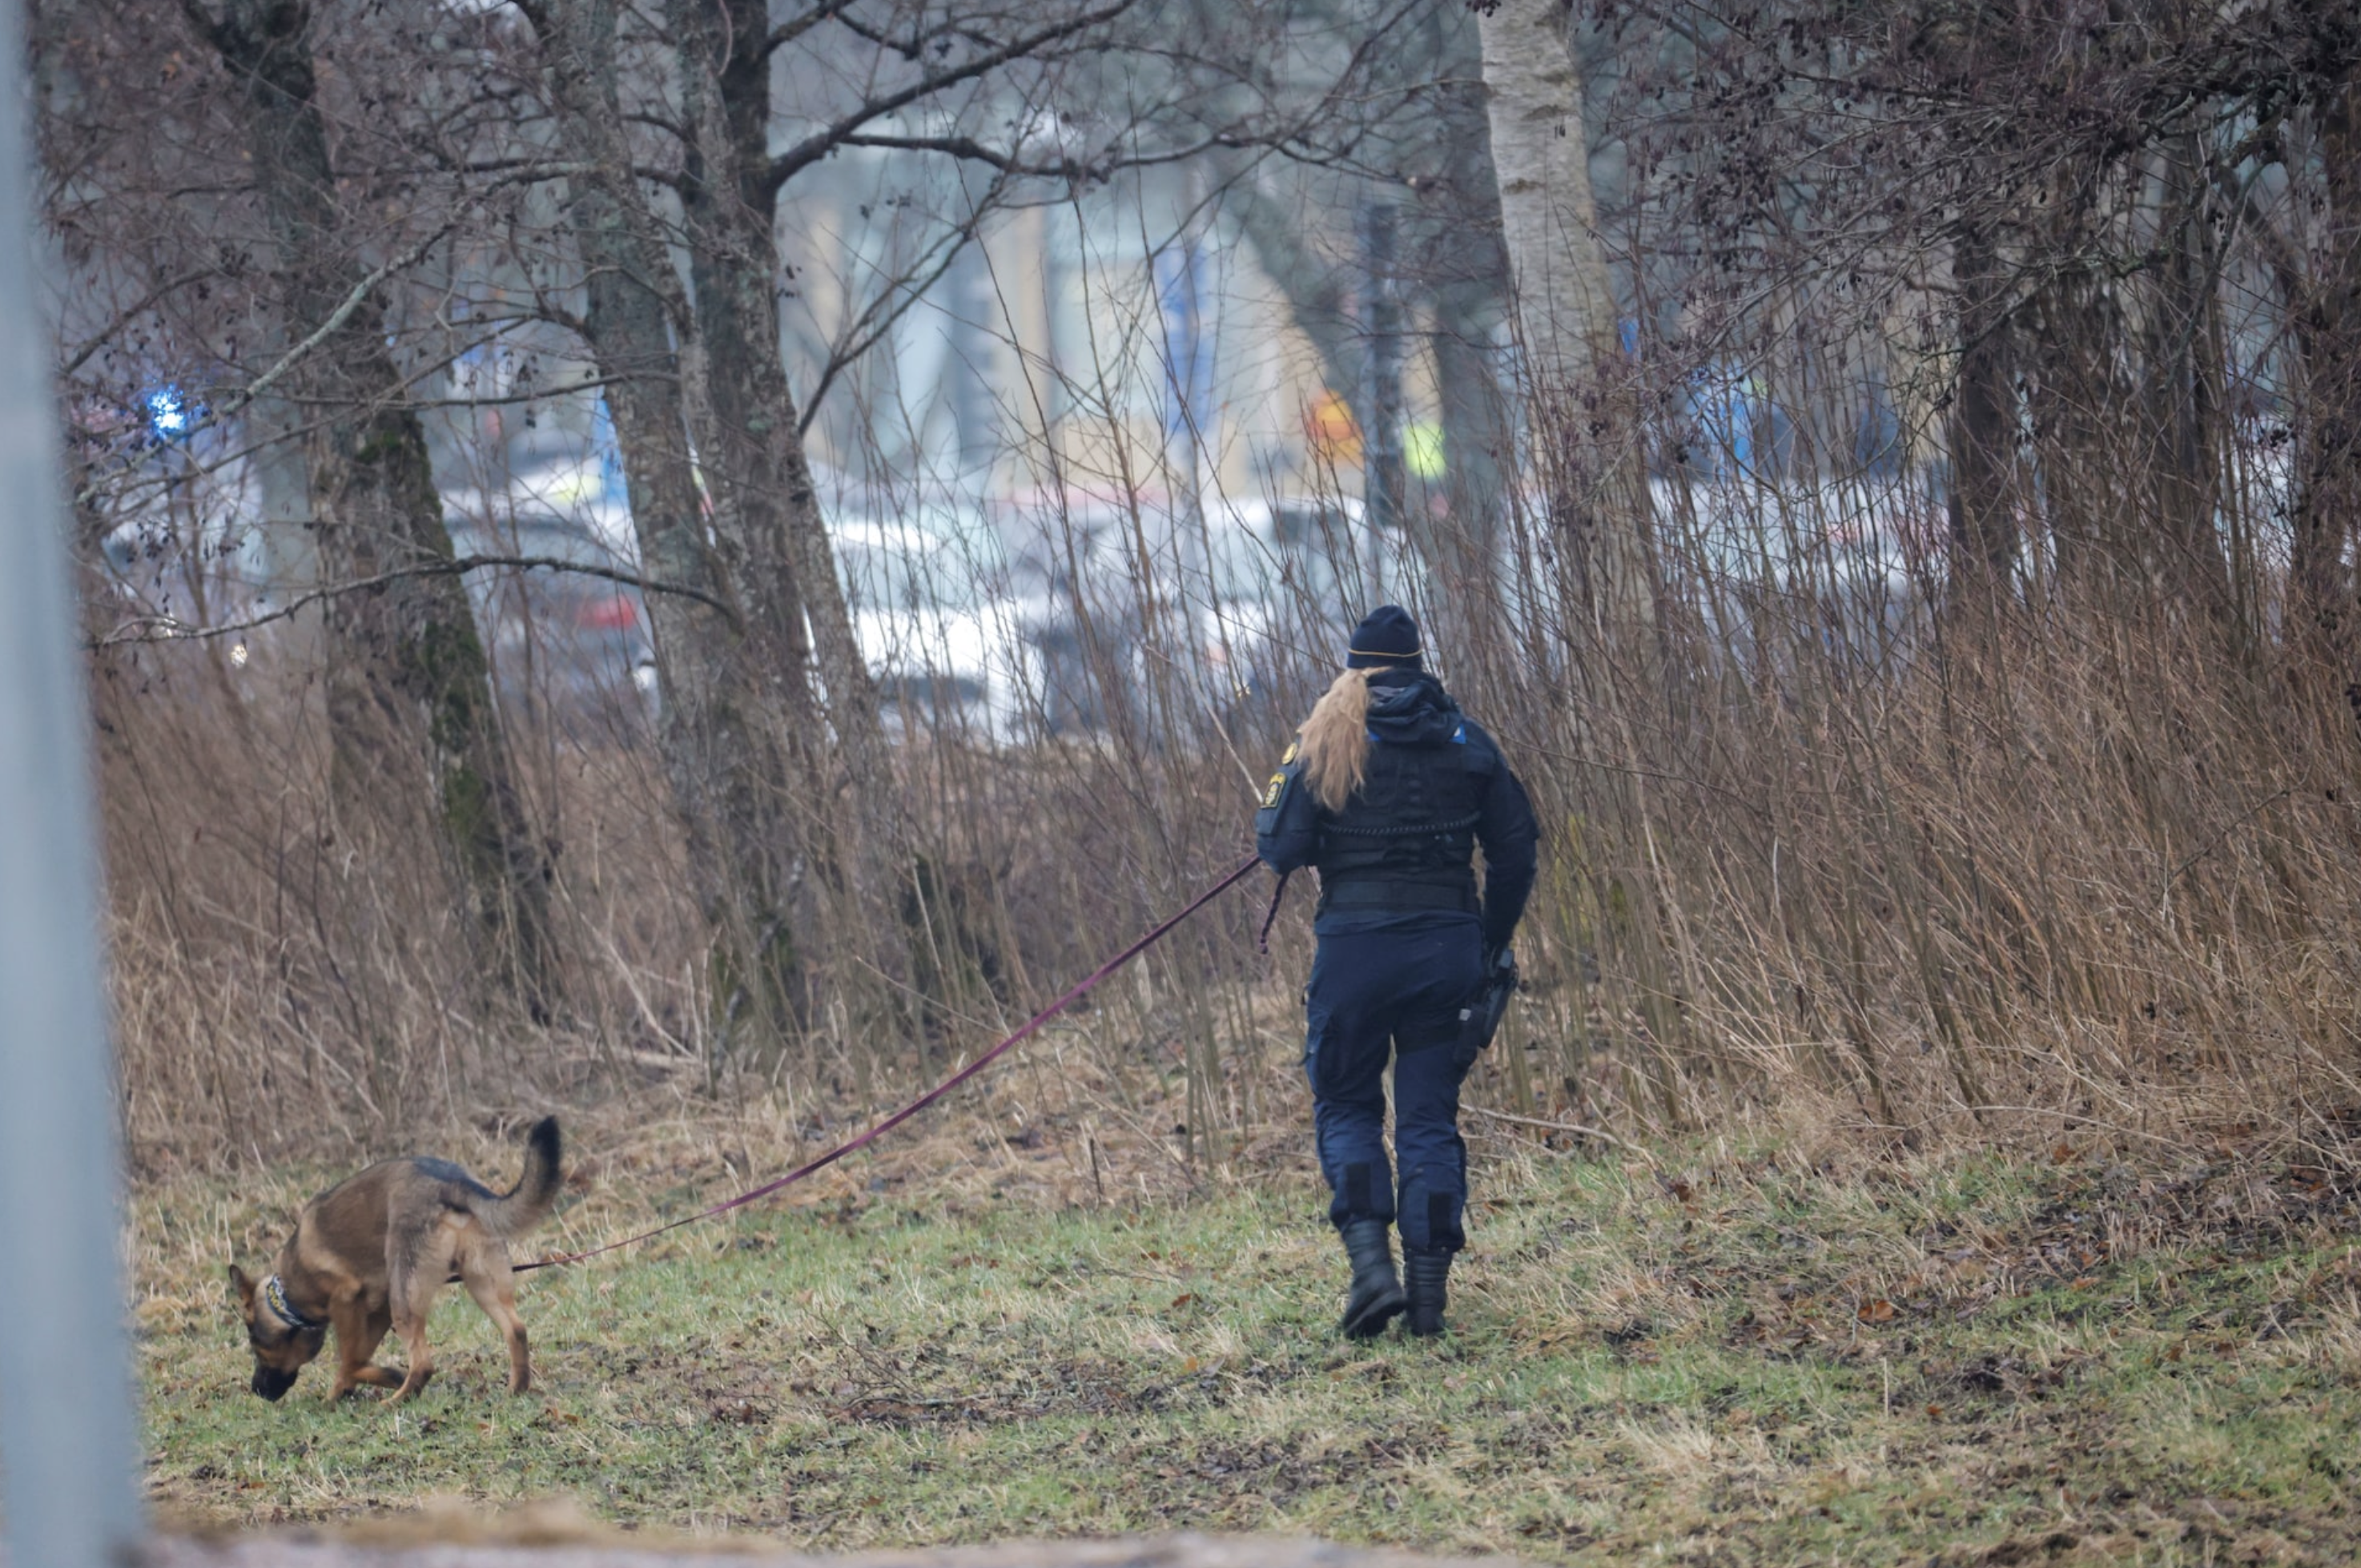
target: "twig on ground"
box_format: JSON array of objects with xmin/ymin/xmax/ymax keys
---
[{"xmin": 1463, "ymin": 1103, "xmax": 1653, "ymax": 1160}]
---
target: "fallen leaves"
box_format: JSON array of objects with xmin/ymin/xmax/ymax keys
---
[{"xmin": 1530, "ymin": 1321, "xmax": 1587, "ymax": 1354}]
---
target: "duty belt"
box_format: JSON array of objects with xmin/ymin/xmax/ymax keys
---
[
  {"xmin": 1317, "ymin": 880, "xmax": 1480, "ymax": 914},
  {"xmin": 1321, "ymin": 811, "xmax": 1481, "ymax": 840}
]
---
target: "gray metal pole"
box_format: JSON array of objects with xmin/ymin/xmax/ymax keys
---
[
  {"xmin": 1359, "ymin": 200, "xmax": 1406, "ymax": 546},
  {"xmin": 0, "ymin": 0, "xmax": 147, "ymax": 1559}
]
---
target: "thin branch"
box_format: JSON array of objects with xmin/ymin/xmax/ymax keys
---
[
  {"xmin": 831, "ymin": 132, "xmax": 1082, "ymax": 179},
  {"xmin": 273, "ymin": 371, "xmax": 673, "ymax": 412},
  {"xmin": 2160, "ymin": 788, "xmax": 2292, "ymax": 910},
  {"xmin": 764, "ymin": 0, "xmax": 853, "ymax": 57},
  {"xmin": 761, "ymin": 2, "xmax": 1135, "ymax": 198},
  {"xmin": 92, "ymin": 553, "xmax": 737, "ymax": 651},
  {"xmin": 60, "ymin": 269, "xmax": 214, "ymax": 379},
  {"xmin": 80, "ymin": 319, "xmax": 570, "ymax": 513},
  {"xmin": 798, "ymin": 198, "xmax": 995, "ymax": 431},
  {"xmin": 227, "ymin": 220, "xmax": 461, "ymax": 416}
]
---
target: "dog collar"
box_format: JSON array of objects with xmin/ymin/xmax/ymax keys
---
[{"xmin": 263, "ymin": 1274, "xmax": 322, "ymax": 1333}]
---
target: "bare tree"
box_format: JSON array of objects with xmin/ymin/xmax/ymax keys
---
[
  {"xmin": 2290, "ymin": 14, "xmax": 2361, "ymax": 671},
  {"xmin": 497, "ymin": 0, "xmax": 1177, "ymax": 1035},
  {"xmin": 1474, "ymin": 0, "xmax": 1613, "ymax": 388},
  {"xmin": 179, "ymin": 0, "xmax": 561, "ymax": 1017},
  {"xmin": 1476, "ymin": 0, "xmax": 1653, "ymax": 637}
]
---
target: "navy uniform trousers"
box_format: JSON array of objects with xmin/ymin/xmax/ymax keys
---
[{"xmin": 1303, "ymin": 916, "xmax": 1485, "ymax": 1257}]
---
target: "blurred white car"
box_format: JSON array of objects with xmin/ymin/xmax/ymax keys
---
[
  {"xmin": 440, "ymin": 482, "xmax": 660, "ymax": 737},
  {"xmin": 831, "ymin": 510, "xmax": 1036, "ymax": 744},
  {"xmin": 1647, "ymin": 471, "xmax": 1935, "ymax": 656},
  {"xmin": 984, "ymin": 490, "xmax": 1406, "ymax": 735},
  {"xmin": 1175, "ymin": 495, "xmax": 1402, "ymax": 714}
]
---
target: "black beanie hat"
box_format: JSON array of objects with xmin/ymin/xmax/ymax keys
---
[{"xmin": 1345, "ymin": 605, "xmax": 1422, "ymax": 670}]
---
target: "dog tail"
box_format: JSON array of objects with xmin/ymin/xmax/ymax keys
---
[{"xmin": 473, "ymin": 1117, "xmax": 563, "ymax": 1240}]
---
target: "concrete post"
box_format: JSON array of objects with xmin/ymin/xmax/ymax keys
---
[{"xmin": 0, "ymin": 0, "xmax": 147, "ymax": 1560}]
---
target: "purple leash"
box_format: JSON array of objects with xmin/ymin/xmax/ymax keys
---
[{"xmin": 514, "ymin": 853, "xmax": 1266, "ymax": 1274}]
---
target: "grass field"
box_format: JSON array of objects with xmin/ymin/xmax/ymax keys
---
[{"xmin": 133, "ymin": 1104, "xmax": 2361, "ymax": 1566}]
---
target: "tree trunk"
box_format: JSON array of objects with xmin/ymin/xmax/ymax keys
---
[
  {"xmin": 679, "ymin": 0, "xmax": 911, "ymax": 999},
  {"xmin": 2293, "ymin": 66, "xmax": 2361, "ymax": 677},
  {"xmin": 1474, "ymin": 0, "xmax": 1653, "ymax": 640},
  {"xmin": 526, "ymin": 0, "xmax": 820, "ymax": 1043},
  {"xmin": 1431, "ymin": 285, "xmax": 1510, "ymax": 590},
  {"xmin": 1945, "ymin": 218, "xmax": 2018, "ymax": 589},
  {"xmin": 1359, "ymin": 201, "xmax": 1407, "ymax": 540},
  {"xmin": 1213, "ymin": 150, "xmax": 1370, "ymax": 451},
  {"xmin": 2029, "ymin": 262, "xmax": 2135, "ymax": 597},
  {"xmin": 2137, "ymin": 141, "xmax": 2234, "ymax": 626},
  {"xmin": 1213, "ymin": 2, "xmax": 1513, "ymax": 607},
  {"xmin": 198, "ymin": 0, "xmax": 559, "ymax": 1019},
  {"xmin": 1475, "ymin": 0, "xmax": 1615, "ymax": 388},
  {"xmin": 1418, "ymin": 0, "xmax": 1514, "ymax": 599}
]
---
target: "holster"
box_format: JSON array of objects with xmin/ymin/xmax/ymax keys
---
[{"xmin": 1451, "ymin": 945, "xmax": 1519, "ymax": 1073}]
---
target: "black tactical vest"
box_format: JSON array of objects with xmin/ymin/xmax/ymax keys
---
[{"xmin": 1313, "ymin": 724, "xmax": 1487, "ymax": 915}]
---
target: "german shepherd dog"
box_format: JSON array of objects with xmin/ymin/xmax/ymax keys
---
[{"xmin": 228, "ymin": 1117, "xmax": 562, "ymax": 1404}]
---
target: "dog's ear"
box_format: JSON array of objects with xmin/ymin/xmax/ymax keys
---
[{"xmin": 227, "ymin": 1264, "xmax": 255, "ymax": 1309}]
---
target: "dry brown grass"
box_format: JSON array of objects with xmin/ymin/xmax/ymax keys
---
[
  {"xmin": 88, "ymin": 423, "xmax": 2361, "ymax": 1185},
  {"xmin": 105, "ymin": 604, "xmax": 2361, "ymax": 1185}
]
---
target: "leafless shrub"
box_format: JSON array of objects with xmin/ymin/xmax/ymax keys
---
[{"xmin": 50, "ymin": 0, "xmax": 2361, "ymax": 1171}]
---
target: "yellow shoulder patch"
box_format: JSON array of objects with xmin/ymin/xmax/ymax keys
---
[
  {"xmin": 1261, "ymin": 772, "xmax": 1286, "ymax": 809},
  {"xmin": 1280, "ymin": 740, "xmax": 1299, "ymax": 765}
]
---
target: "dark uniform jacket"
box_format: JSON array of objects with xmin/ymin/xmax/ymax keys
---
[{"xmin": 1255, "ymin": 669, "xmax": 1538, "ymax": 951}]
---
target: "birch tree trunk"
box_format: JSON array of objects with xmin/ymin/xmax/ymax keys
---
[
  {"xmin": 1474, "ymin": 0, "xmax": 1655, "ymax": 638},
  {"xmin": 1476, "ymin": 0, "xmax": 1614, "ymax": 388},
  {"xmin": 195, "ymin": 0, "xmax": 560, "ymax": 1019}
]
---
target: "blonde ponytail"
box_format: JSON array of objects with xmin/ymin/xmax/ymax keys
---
[{"xmin": 1297, "ymin": 667, "xmax": 1372, "ymax": 812}]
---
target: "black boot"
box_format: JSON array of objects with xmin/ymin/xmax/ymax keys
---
[
  {"xmin": 1404, "ymin": 1250, "xmax": 1453, "ymax": 1337},
  {"xmin": 1337, "ymin": 1219, "xmax": 1407, "ymax": 1340}
]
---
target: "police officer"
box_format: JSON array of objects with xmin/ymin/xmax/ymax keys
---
[{"xmin": 1255, "ymin": 606, "xmax": 1538, "ymax": 1338}]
